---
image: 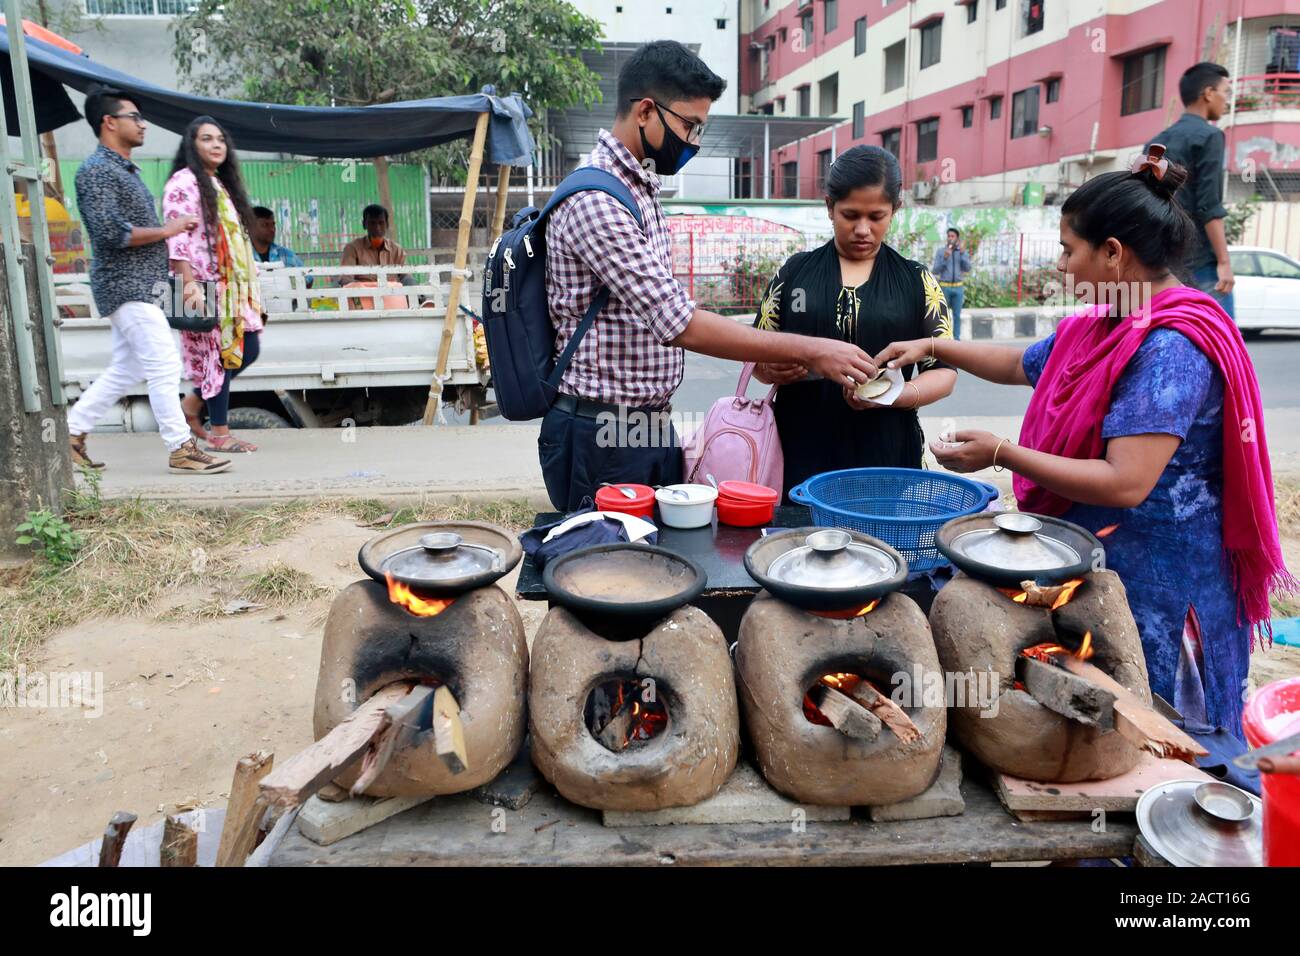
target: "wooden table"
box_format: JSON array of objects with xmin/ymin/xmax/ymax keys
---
[{"xmin": 270, "ymin": 779, "xmax": 1137, "ymax": 866}]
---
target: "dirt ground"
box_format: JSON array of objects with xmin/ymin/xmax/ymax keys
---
[{"xmin": 2, "ymin": 518, "xmax": 1298, "ymax": 866}]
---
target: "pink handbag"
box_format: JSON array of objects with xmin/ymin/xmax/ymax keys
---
[{"xmin": 682, "ymin": 363, "xmax": 785, "ymax": 495}]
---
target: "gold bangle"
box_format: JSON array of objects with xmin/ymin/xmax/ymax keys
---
[
  {"xmin": 906, "ymin": 382, "xmax": 922, "ymax": 409},
  {"xmin": 993, "ymin": 438, "xmax": 1011, "ymax": 472}
]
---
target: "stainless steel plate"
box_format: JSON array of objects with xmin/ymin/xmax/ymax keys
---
[
  {"xmin": 949, "ymin": 513, "xmax": 1081, "ymax": 571},
  {"xmin": 1136, "ymin": 779, "xmax": 1263, "ymax": 867},
  {"xmin": 766, "ymin": 529, "xmax": 901, "ymax": 590},
  {"xmin": 378, "ymin": 532, "xmax": 503, "ymax": 588}
]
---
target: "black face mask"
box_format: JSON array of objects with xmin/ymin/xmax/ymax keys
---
[{"xmin": 639, "ymin": 105, "xmax": 699, "ymax": 176}]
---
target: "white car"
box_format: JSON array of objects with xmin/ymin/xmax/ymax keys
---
[{"xmin": 1228, "ymin": 246, "xmax": 1300, "ymax": 336}]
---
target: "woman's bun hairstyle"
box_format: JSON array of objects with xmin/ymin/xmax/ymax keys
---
[{"xmin": 1134, "ymin": 158, "xmax": 1190, "ymax": 202}]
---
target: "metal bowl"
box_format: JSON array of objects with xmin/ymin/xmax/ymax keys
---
[
  {"xmin": 744, "ymin": 527, "xmax": 908, "ymax": 612},
  {"xmin": 357, "ymin": 521, "xmax": 522, "ymax": 594},
  {"xmin": 543, "ymin": 543, "xmax": 706, "ymax": 635},
  {"xmin": 1136, "ymin": 780, "xmax": 1263, "ymax": 867},
  {"xmin": 935, "ymin": 512, "xmax": 1101, "ymax": 587}
]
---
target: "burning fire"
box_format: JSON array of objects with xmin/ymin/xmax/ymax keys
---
[
  {"xmin": 811, "ymin": 599, "xmax": 880, "ymax": 620},
  {"xmin": 589, "ymin": 680, "xmax": 668, "ymax": 751},
  {"xmin": 1013, "ymin": 631, "xmax": 1095, "ymax": 689},
  {"xmin": 1096, "ymin": 524, "xmax": 1119, "ymax": 539},
  {"xmin": 998, "ymin": 578, "xmax": 1084, "ymax": 610},
  {"xmin": 803, "ymin": 672, "xmax": 873, "ymax": 725},
  {"xmin": 385, "ymin": 571, "xmax": 455, "ymax": 617}
]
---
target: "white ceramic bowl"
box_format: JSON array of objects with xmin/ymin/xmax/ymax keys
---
[{"xmin": 654, "ymin": 483, "xmax": 718, "ymax": 529}]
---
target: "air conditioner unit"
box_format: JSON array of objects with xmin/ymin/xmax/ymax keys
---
[{"xmin": 912, "ymin": 180, "xmax": 933, "ymax": 201}]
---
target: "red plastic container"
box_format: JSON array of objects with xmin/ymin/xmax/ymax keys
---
[
  {"xmin": 594, "ymin": 483, "xmax": 655, "ymax": 520},
  {"xmin": 1243, "ymin": 676, "xmax": 1300, "ymax": 867},
  {"xmin": 717, "ymin": 494, "xmax": 775, "ymax": 527},
  {"xmin": 718, "ymin": 480, "xmax": 780, "ymax": 506}
]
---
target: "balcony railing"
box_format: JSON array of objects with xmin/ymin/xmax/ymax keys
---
[{"xmin": 1233, "ymin": 74, "xmax": 1300, "ymax": 113}]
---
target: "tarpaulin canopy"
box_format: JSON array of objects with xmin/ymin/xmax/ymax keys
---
[{"xmin": 1, "ymin": 25, "xmax": 535, "ymax": 165}]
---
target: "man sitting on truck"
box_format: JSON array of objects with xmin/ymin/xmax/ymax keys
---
[{"xmin": 338, "ymin": 203, "xmax": 406, "ymax": 284}]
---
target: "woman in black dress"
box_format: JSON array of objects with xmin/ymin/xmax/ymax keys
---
[{"xmin": 754, "ymin": 146, "xmax": 957, "ymax": 495}]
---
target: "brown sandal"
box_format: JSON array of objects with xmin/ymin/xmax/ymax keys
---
[
  {"xmin": 205, "ymin": 435, "xmax": 257, "ymax": 453},
  {"xmin": 181, "ymin": 395, "xmax": 210, "ymax": 441}
]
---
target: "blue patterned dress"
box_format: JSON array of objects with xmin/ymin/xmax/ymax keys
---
[{"xmin": 1022, "ymin": 328, "xmax": 1253, "ymax": 739}]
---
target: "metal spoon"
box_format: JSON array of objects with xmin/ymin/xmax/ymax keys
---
[
  {"xmin": 599, "ymin": 483, "xmax": 637, "ymax": 499},
  {"xmin": 705, "ymin": 474, "xmax": 718, "ymax": 490}
]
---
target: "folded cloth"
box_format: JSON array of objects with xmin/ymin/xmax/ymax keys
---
[{"xmin": 520, "ymin": 505, "xmax": 659, "ymax": 571}]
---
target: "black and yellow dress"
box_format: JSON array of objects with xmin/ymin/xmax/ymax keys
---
[{"xmin": 756, "ymin": 240, "xmax": 954, "ymax": 497}]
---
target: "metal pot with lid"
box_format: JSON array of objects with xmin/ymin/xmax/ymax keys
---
[
  {"xmin": 357, "ymin": 521, "xmax": 522, "ymax": 594},
  {"xmin": 936, "ymin": 512, "xmax": 1101, "ymax": 587},
  {"xmin": 745, "ymin": 528, "xmax": 908, "ymax": 611},
  {"xmin": 1136, "ymin": 780, "xmax": 1263, "ymax": 867}
]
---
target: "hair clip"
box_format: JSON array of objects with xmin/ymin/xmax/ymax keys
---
[{"xmin": 1131, "ymin": 143, "xmax": 1169, "ymax": 180}]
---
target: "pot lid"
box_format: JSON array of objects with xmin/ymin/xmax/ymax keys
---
[
  {"xmin": 718, "ymin": 480, "xmax": 780, "ymax": 504},
  {"xmin": 949, "ymin": 513, "xmax": 1080, "ymax": 571},
  {"xmin": 378, "ymin": 532, "xmax": 503, "ymax": 587},
  {"xmin": 655, "ymin": 483, "xmax": 718, "ymax": 505},
  {"xmin": 357, "ymin": 521, "xmax": 522, "ymax": 592},
  {"xmin": 1136, "ymin": 780, "xmax": 1263, "ymax": 867},
  {"xmin": 766, "ymin": 530, "xmax": 900, "ymax": 590}
]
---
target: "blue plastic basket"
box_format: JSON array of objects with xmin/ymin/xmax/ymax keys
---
[{"xmin": 788, "ymin": 468, "xmax": 1000, "ymax": 573}]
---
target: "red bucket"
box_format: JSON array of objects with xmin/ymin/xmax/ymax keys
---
[{"xmin": 1243, "ymin": 676, "xmax": 1300, "ymax": 867}]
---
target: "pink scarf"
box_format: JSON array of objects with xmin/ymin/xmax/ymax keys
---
[{"xmin": 1014, "ymin": 285, "xmax": 1294, "ymax": 636}]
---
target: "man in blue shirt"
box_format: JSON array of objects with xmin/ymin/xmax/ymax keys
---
[
  {"xmin": 250, "ymin": 206, "xmax": 311, "ymax": 283},
  {"xmin": 931, "ymin": 228, "xmax": 971, "ymax": 339},
  {"xmin": 1149, "ymin": 62, "xmax": 1234, "ymax": 316}
]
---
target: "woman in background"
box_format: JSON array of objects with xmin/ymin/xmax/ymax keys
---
[
  {"xmin": 753, "ymin": 146, "xmax": 956, "ymax": 496},
  {"xmin": 165, "ymin": 115, "xmax": 265, "ymax": 453}
]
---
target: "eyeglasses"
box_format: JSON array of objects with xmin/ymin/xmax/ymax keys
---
[
  {"xmin": 109, "ymin": 111, "xmax": 146, "ymax": 124},
  {"xmin": 628, "ymin": 99, "xmax": 706, "ymax": 145}
]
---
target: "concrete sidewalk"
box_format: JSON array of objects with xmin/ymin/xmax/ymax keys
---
[{"xmin": 85, "ymin": 409, "xmax": 1300, "ymax": 506}]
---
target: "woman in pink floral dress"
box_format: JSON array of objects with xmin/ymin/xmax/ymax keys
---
[{"xmin": 164, "ymin": 116, "xmax": 265, "ymax": 453}]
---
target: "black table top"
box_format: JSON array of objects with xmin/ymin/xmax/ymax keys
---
[{"xmin": 515, "ymin": 506, "xmax": 814, "ymax": 599}]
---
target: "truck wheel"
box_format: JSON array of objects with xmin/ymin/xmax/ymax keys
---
[{"xmin": 226, "ymin": 407, "xmax": 292, "ymax": 429}]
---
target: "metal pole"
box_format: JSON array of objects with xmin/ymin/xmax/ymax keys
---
[
  {"xmin": 1226, "ymin": 13, "xmax": 1243, "ymax": 203},
  {"xmin": 1016, "ymin": 233, "xmax": 1025, "ymax": 306},
  {"xmin": 763, "ymin": 121, "xmax": 771, "ymax": 199}
]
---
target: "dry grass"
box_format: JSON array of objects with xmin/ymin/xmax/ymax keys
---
[
  {"xmin": 1277, "ymin": 478, "xmax": 1300, "ymax": 540},
  {"xmin": 1, "ymin": 494, "xmax": 536, "ymax": 671}
]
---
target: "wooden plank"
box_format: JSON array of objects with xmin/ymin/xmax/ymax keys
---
[
  {"xmin": 159, "ymin": 814, "xmax": 197, "ymax": 868},
  {"xmin": 994, "ymin": 752, "xmax": 1216, "ymax": 816},
  {"xmin": 298, "ymin": 793, "xmax": 433, "ymax": 847},
  {"xmin": 1016, "ymin": 655, "xmax": 1117, "ymax": 728},
  {"xmin": 215, "ymin": 750, "xmax": 274, "ymax": 867},
  {"xmin": 1059, "ymin": 658, "xmax": 1208, "ymax": 762},
  {"xmin": 433, "ymin": 685, "xmax": 468, "ymax": 773},
  {"xmin": 270, "ymin": 781, "xmax": 1137, "ymax": 868},
  {"xmin": 260, "ymin": 684, "xmax": 411, "ymax": 808},
  {"xmin": 351, "ymin": 685, "xmax": 435, "ymax": 795},
  {"xmin": 97, "ymin": 811, "xmax": 137, "ymax": 867},
  {"xmin": 41, "ymin": 809, "xmax": 225, "ymax": 868},
  {"xmin": 808, "ymin": 684, "xmax": 881, "ymax": 740},
  {"xmin": 842, "ymin": 681, "xmax": 921, "ymax": 744}
]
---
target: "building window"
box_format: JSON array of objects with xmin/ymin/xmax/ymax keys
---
[
  {"xmin": 920, "ymin": 21, "xmax": 942, "ymax": 69},
  {"xmin": 967, "ymin": 1, "xmax": 979, "ymax": 24},
  {"xmin": 961, "ymin": 105, "xmax": 974, "ymax": 127},
  {"xmin": 1011, "ymin": 87, "xmax": 1040, "ymax": 138},
  {"xmin": 797, "ymin": 85, "xmax": 811, "ymax": 116},
  {"xmin": 1046, "ymin": 78, "xmax": 1060, "ymax": 103},
  {"xmin": 1022, "ymin": 0, "xmax": 1044, "ymax": 36},
  {"xmin": 854, "ymin": 16, "xmax": 867, "ymax": 55},
  {"xmin": 1121, "ymin": 46, "xmax": 1166, "ymax": 115},
  {"xmin": 782, "ymin": 160, "xmax": 799, "ymax": 198},
  {"xmin": 989, "ymin": 95, "xmax": 1003, "ymax": 119},
  {"xmin": 853, "ymin": 101, "xmax": 865, "ymax": 139},
  {"xmin": 817, "ymin": 149, "xmax": 833, "ymax": 191},
  {"xmin": 884, "ymin": 40, "xmax": 906, "ymax": 91},
  {"xmin": 881, "ymin": 128, "xmax": 901, "ymax": 159},
  {"xmin": 996, "ymin": 0, "xmax": 1007, "ymax": 8},
  {"xmin": 801, "ymin": 11, "xmax": 814, "ymax": 49},
  {"xmin": 84, "ymin": 0, "xmax": 198, "ymax": 11},
  {"xmin": 825, "ymin": 0, "xmax": 838, "ymax": 33},
  {"xmin": 716, "ymin": 18, "xmax": 727, "ymax": 29},
  {"xmin": 819, "ymin": 73, "xmax": 839, "ymax": 116},
  {"xmin": 916, "ymin": 118, "xmax": 939, "ymax": 162}
]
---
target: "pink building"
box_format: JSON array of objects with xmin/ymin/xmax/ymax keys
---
[{"xmin": 739, "ymin": 0, "xmax": 1300, "ymax": 205}]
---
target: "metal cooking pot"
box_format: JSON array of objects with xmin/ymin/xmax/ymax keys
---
[
  {"xmin": 357, "ymin": 521, "xmax": 522, "ymax": 594},
  {"xmin": 935, "ymin": 512, "xmax": 1100, "ymax": 587}
]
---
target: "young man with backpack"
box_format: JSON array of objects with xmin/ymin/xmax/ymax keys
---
[{"xmin": 505, "ymin": 41, "xmax": 876, "ymax": 511}]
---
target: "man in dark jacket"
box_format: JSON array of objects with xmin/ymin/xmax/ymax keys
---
[{"xmin": 1149, "ymin": 62, "xmax": 1235, "ymax": 316}]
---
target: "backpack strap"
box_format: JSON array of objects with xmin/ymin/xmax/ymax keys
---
[{"xmin": 541, "ymin": 167, "xmax": 644, "ymax": 391}]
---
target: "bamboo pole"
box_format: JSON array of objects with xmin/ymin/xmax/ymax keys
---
[
  {"xmin": 491, "ymin": 164, "xmax": 512, "ymax": 241},
  {"xmin": 423, "ymin": 111, "xmax": 490, "ymax": 425}
]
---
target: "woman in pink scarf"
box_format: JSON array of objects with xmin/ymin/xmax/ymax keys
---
[{"xmin": 877, "ymin": 150, "xmax": 1292, "ymax": 740}]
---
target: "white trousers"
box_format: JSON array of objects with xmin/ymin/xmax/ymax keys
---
[{"xmin": 66, "ymin": 301, "xmax": 191, "ymax": 451}]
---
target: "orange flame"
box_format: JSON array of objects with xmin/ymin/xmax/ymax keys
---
[
  {"xmin": 811, "ymin": 599, "xmax": 881, "ymax": 620},
  {"xmin": 998, "ymin": 578, "xmax": 1085, "ymax": 610},
  {"xmin": 1020, "ymin": 630, "xmax": 1095, "ymax": 665},
  {"xmin": 385, "ymin": 571, "xmax": 455, "ymax": 617},
  {"xmin": 1096, "ymin": 524, "xmax": 1119, "ymax": 539},
  {"xmin": 803, "ymin": 672, "xmax": 874, "ymax": 725}
]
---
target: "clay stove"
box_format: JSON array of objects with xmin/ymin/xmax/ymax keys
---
[
  {"xmin": 737, "ymin": 530, "xmax": 947, "ymax": 806},
  {"xmin": 313, "ymin": 522, "xmax": 529, "ymax": 797},
  {"xmin": 529, "ymin": 544, "xmax": 740, "ymax": 811},
  {"xmin": 930, "ymin": 560, "xmax": 1151, "ymax": 783}
]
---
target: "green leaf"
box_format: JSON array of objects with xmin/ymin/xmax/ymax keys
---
[{"xmin": 15, "ymin": 536, "xmax": 33, "ymax": 545}]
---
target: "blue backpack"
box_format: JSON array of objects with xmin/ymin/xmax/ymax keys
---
[{"xmin": 480, "ymin": 167, "xmax": 643, "ymax": 421}]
